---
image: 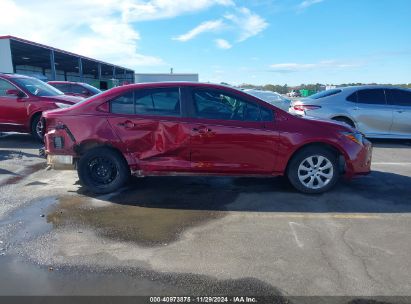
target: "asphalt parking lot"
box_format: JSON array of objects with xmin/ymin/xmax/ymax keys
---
[{"xmin": 0, "ymin": 133, "xmax": 411, "ymax": 301}]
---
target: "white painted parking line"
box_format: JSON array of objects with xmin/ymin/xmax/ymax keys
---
[
  {"xmin": 289, "ymin": 222, "xmax": 304, "ymax": 248},
  {"xmin": 231, "ymin": 213, "xmax": 383, "ymax": 219},
  {"xmin": 372, "ymin": 162, "xmax": 411, "ymax": 165}
]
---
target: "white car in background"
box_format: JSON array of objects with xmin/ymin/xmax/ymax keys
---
[
  {"xmin": 243, "ymin": 89, "xmax": 291, "ymax": 111},
  {"xmin": 289, "ymin": 86, "xmax": 411, "ymax": 139}
]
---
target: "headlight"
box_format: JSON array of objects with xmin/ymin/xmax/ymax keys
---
[
  {"xmin": 55, "ymin": 102, "xmax": 71, "ymax": 109},
  {"xmin": 341, "ymin": 131, "xmax": 363, "ymax": 145}
]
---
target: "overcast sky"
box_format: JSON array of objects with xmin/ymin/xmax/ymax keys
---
[{"xmin": 1, "ymin": 0, "xmax": 410, "ymax": 85}]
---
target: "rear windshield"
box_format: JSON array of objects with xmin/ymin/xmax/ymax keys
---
[
  {"xmin": 81, "ymin": 83, "xmax": 101, "ymax": 94},
  {"xmin": 308, "ymin": 89, "xmax": 342, "ymax": 99}
]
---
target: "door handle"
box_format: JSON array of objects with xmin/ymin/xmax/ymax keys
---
[
  {"xmin": 352, "ymin": 107, "xmax": 359, "ymax": 111},
  {"xmin": 117, "ymin": 121, "xmax": 135, "ymax": 128},
  {"xmin": 396, "ymin": 110, "xmax": 404, "ymax": 113},
  {"xmin": 192, "ymin": 127, "xmax": 212, "ymax": 134}
]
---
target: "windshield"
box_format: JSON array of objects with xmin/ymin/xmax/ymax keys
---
[
  {"xmin": 12, "ymin": 77, "xmax": 64, "ymax": 97},
  {"xmin": 243, "ymin": 90, "xmax": 290, "ymax": 106},
  {"xmin": 308, "ymin": 89, "xmax": 342, "ymax": 99},
  {"xmin": 81, "ymin": 83, "xmax": 101, "ymax": 94}
]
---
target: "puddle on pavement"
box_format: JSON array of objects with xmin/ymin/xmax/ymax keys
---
[
  {"xmin": 47, "ymin": 194, "xmax": 225, "ymax": 246},
  {"xmin": 46, "ymin": 176, "xmax": 287, "ymax": 246},
  {"xmin": 0, "ymin": 255, "xmax": 289, "ymax": 298},
  {"xmin": 1, "ymin": 197, "xmax": 57, "ymax": 247},
  {"xmin": 0, "ymin": 254, "xmax": 183, "ymax": 296}
]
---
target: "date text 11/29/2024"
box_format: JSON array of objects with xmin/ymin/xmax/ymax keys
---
[{"xmin": 149, "ymin": 296, "xmax": 257, "ymax": 303}]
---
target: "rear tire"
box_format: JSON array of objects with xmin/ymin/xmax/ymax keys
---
[
  {"xmin": 30, "ymin": 114, "xmax": 44, "ymax": 142},
  {"xmin": 77, "ymin": 147, "xmax": 130, "ymax": 194},
  {"xmin": 332, "ymin": 117, "xmax": 355, "ymax": 128},
  {"xmin": 287, "ymin": 147, "xmax": 339, "ymax": 194}
]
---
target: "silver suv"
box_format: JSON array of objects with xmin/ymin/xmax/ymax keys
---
[{"xmin": 289, "ymin": 86, "xmax": 411, "ymax": 139}]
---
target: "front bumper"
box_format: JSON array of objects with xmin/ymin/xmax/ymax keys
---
[{"xmin": 345, "ymin": 139, "xmax": 372, "ymax": 178}]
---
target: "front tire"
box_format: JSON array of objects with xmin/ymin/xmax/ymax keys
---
[
  {"xmin": 77, "ymin": 147, "xmax": 130, "ymax": 194},
  {"xmin": 30, "ymin": 114, "xmax": 44, "ymax": 141},
  {"xmin": 287, "ymin": 147, "xmax": 339, "ymax": 194}
]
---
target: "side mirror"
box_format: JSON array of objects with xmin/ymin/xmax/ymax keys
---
[
  {"xmin": 6, "ymin": 89, "xmax": 24, "ymax": 98},
  {"xmin": 82, "ymin": 90, "xmax": 90, "ymax": 96}
]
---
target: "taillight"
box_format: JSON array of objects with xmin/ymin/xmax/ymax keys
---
[
  {"xmin": 293, "ymin": 105, "xmax": 322, "ymax": 111},
  {"xmin": 53, "ymin": 136, "xmax": 65, "ymax": 149}
]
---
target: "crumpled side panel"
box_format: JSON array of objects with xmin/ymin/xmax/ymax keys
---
[
  {"xmin": 107, "ymin": 118, "xmax": 191, "ymax": 170},
  {"xmin": 138, "ymin": 121, "xmax": 190, "ymax": 160}
]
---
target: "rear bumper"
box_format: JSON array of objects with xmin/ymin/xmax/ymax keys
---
[{"xmin": 46, "ymin": 154, "xmax": 76, "ymax": 170}]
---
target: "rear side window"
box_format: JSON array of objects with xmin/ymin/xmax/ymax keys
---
[
  {"xmin": 356, "ymin": 89, "xmax": 386, "ymax": 105},
  {"xmin": 346, "ymin": 92, "xmax": 357, "ymax": 102},
  {"xmin": 110, "ymin": 88, "xmax": 181, "ymax": 117},
  {"xmin": 309, "ymin": 89, "xmax": 342, "ymax": 99},
  {"xmin": 110, "ymin": 91, "xmax": 134, "ymax": 114},
  {"xmin": 51, "ymin": 83, "xmax": 69, "ymax": 92},
  {"xmin": 70, "ymin": 84, "xmax": 86, "ymax": 94},
  {"xmin": 386, "ymin": 89, "xmax": 411, "ymax": 106},
  {"xmin": 135, "ymin": 89, "xmax": 180, "ymax": 116}
]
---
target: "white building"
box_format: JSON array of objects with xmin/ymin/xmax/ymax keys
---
[
  {"xmin": 0, "ymin": 35, "xmax": 134, "ymax": 89},
  {"xmin": 135, "ymin": 73, "xmax": 199, "ymax": 83}
]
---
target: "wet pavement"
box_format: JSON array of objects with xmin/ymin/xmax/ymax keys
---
[{"xmin": 1, "ymin": 132, "xmax": 411, "ymax": 299}]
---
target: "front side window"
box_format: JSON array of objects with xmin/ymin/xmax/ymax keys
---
[
  {"xmin": 260, "ymin": 107, "xmax": 273, "ymax": 122},
  {"xmin": 356, "ymin": 89, "xmax": 386, "ymax": 105},
  {"xmin": 192, "ymin": 90, "xmax": 265, "ymax": 122},
  {"xmin": 0, "ymin": 79, "xmax": 17, "ymax": 97},
  {"xmin": 110, "ymin": 88, "xmax": 181, "ymax": 117},
  {"xmin": 386, "ymin": 89, "xmax": 411, "ymax": 106},
  {"xmin": 12, "ymin": 77, "xmax": 64, "ymax": 97}
]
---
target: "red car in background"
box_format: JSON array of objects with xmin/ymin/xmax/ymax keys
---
[
  {"xmin": 42, "ymin": 82, "xmax": 372, "ymax": 194},
  {"xmin": 48, "ymin": 81, "xmax": 101, "ymax": 98},
  {"xmin": 0, "ymin": 73, "xmax": 83, "ymax": 140}
]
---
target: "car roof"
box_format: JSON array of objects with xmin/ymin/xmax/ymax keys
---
[
  {"xmin": 0, "ymin": 73, "xmax": 35, "ymax": 80},
  {"xmin": 48, "ymin": 81, "xmax": 87, "ymax": 85},
  {"xmin": 338, "ymin": 85, "xmax": 411, "ymax": 91},
  {"xmin": 108, "ymin": 82, "xmax": 242, "ymax": 94}
]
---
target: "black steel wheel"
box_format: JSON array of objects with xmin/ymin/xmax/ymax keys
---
[{"xmin": 77, "ymin": 147, "xmax": 130, "ymax": 194}]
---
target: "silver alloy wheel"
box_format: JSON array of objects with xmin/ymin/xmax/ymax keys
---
[
  {"xmin": 297, "ymin": 155, "xmax": 334, "ymax": 190},
  {"xmin": 36, "ymin": 119, "xmax": 44, "ymax": 139}
]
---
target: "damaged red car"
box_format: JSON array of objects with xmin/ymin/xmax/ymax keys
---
[
  {"xmin": 42, "ymin": 82, "xmax": 372, "ymax": 194},
  {"xmin": 0, "ymin": 73, "xmax": 83, "ymax": 140}
]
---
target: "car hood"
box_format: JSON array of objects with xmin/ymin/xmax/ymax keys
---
[
  {"xmin": 42, "ymin": 95, "xmax": 84, "ymax": 104},
  {"xmin": 301, "ymin": 115, "xmax": 355, "ymax": 131}
]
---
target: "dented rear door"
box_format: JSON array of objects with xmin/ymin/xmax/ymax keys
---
[{"xmin": 106, "ymin": 87, "xmax": 192, "ymax": 172}]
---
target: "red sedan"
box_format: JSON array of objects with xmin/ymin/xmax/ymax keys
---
[
  {"xmin": 42, "ymin": 82, "xmax": 372, "ymax": 194},
  {"xmin": 0, "ymin": 73, "xmax": 83, "ymax": 140}
]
